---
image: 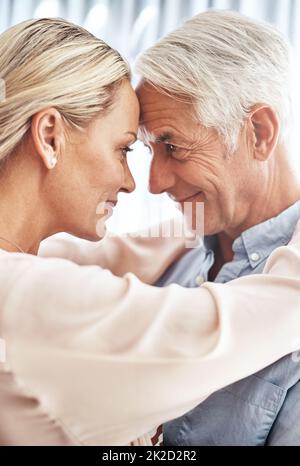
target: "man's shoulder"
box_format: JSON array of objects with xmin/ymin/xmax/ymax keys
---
[{"xmin": 290, "ymin": 219, "xmax": 300, "ymax": 244}]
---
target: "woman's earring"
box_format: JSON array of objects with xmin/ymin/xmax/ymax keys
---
[{"xmin": 48, "ymin": 156, "xmax": 57, "ymax": 169}]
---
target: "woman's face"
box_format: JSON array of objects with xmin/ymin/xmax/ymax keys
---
[{"xmin": 49, "ymin": 80, "xmax": 139, "ymax": 240}]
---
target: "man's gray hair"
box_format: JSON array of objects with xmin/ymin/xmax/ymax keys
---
[{"xmin": 135, "ymin": 10, "xmax": 292, "ymax": 153}]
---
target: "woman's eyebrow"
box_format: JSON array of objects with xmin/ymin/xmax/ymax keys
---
[{"xmin": 125, "ymin": 131, "xmax": 137, "ymax": 143}]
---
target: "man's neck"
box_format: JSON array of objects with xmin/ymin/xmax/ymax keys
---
[
  {"xmin": 209, "ymin": 193, "xmax": 300, "ymax": 282},
  {"xmin": 212, "ymin": 152, "xmax": 300, "ymax": 278},
  {"xmin": 226, "ymin": 150, "xmax": 300, "ymax": 242},
  {"xmin": 207, "ymin": 234, "xmax": 234, "ymax": 282}
]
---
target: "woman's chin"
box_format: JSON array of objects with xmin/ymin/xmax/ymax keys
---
[
  {"xmin": 72, "ymin": 221, "xmax": 108, "ymax": 242},
  {"xmin": 95, "ymin": 218, "xmax": 108, "ymax": 240}
]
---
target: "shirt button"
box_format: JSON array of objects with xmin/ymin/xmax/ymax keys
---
[
  {"xmin": 195, "ymin": 275, "xmax": 205, "ymax": 286},
  {"xmin": 250, "ymin": 252, "xmax": 261, "ymax": 262}
]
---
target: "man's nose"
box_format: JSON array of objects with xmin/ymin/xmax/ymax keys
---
[
  {"xmin": 121, "ymin": 161, "xmax": 136, "ymax": 194},
  {"xmin": 148, "ymin": 156, "xmax": 176, "ymax": 194}
]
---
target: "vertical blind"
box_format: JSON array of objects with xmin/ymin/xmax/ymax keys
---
[{"xmin": 1, "ymin": 1, "xmax": 300, "ymax": 53}]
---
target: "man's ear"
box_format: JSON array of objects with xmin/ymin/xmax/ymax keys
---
[
  {"xmin": 248, "ymin": 105, "xmax": 280, "ymax": 161},
  {"xmin": 31, "ymin": 108, "xmax": 64, "ymax": 170}
]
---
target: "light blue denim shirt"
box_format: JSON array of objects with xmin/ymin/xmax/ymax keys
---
[{"xmin": 156, "ymin": 201, "xmax": 300, "ymax": 446}]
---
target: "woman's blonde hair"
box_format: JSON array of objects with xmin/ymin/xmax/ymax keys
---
[{"xmin": 0, "ymin": 17, "xmax": 130, "ymax": 163}]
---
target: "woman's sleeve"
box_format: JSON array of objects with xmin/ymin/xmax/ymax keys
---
[
  {"xmin": 3, "ymin": 222, "xmax": 300, "ymax": 445},
  {"xmin": 38, "ymin": 217, "xmax": 196, "ymax": 284}
]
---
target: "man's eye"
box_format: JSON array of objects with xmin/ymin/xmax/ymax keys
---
[
  {"xmin": 165, "ymin": 143, "xmax": 177, "ymax": 154},
  {"xmin": 165, "ymin": 143, "xmax": 189, "ymax": 161}
]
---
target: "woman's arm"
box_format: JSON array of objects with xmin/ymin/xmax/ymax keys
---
[
  {"xmin": 2, "ymin": 221, "xmax": 300, "ymax": 445},
  {"xmin": 38, "ymin": 217, "xmax": 195, "ymax": 284}
]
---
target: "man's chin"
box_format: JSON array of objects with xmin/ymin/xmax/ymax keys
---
[
  {"xmin": 181, "ymin": 203, "xmax": 205, "ymax": 236},
  {"xmin": 203, "ymin": 221, "xmax": 223, "ymax": 237}
]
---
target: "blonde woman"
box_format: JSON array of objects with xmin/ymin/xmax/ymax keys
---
[{"xmin": 0, "ymin": 18, "xmax": 300, "ymax": 446}]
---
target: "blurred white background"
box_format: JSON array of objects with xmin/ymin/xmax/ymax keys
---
[{"xmin": 1, "ymin": 0, "xmax": 299, "ymax": 234}]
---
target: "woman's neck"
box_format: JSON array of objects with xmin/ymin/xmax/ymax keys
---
[{"xmin": 0, "ymin": 160, "xmax": 52, "ymax": 255}]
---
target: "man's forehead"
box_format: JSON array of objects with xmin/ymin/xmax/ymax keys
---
[
  {"xmin": 135, "ymin": 80, "xmax": 159, "ymax": 97},
  {"xmin": 137, "ymin": 87, "xmax": 196, "ymax": 129},
  {"xmin": 137, "ymin": 83, "xmax": 199, "ymax": 142},
  {"xmin": 137, "ymin": 83, "xmax": 180, "ymax": 111},
  {"xmin": 138, "ymin": 101, "xmax": 179, "ymax": 138}
]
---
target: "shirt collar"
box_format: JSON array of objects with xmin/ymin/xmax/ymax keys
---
[{"xmin": 204, "ymin": 200, "xmax": 300, "ymax": 268}]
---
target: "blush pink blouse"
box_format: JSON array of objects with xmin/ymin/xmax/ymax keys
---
[{"xmin": 0, "ymin": 220, "xmax": 300, "ymax": 445}]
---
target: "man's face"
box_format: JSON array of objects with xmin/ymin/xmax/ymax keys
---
[{"xmin": 137, "ymin": 82, "xmax": 258, "ymax": 237}]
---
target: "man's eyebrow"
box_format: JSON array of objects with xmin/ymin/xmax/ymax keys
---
[
  {"xmin": 125, "ymin": 131, "xmax": 137, "ymax": 143},
  {"xmin": 138, "ymin": 129, "xmax": 177, "ymax": 144},
  {"xmin": 155, "ymin": 132, "xmax": 174, "ymax": 143}
]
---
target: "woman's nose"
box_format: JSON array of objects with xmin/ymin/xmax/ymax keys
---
[{"xmin": 121, "ymin": 161, "xmax": 136, "ymax": 194}]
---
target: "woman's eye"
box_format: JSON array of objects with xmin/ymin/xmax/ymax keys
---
[{"xmin": 121, "ymin": 146, "xmax": 133, "ymax": 157}]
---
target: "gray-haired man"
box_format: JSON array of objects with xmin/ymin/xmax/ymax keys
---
[{"xmin": 136, "ymin": 10, "xmax": 300, "ymax": 445}]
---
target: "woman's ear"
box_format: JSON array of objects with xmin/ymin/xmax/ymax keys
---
[
  {"xmin": 31, "ymin": 108, "xmax": 64, "ymax": 170},
  {"xmin": 248, "ymin": 105, "xmax": 280, "ymax": 161}
]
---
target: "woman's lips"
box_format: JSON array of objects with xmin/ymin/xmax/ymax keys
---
[
  {"xmin": 96, "ymin": 200, "xmax": 117, "ymax": 219},
  {"xmin": 178, "ymin": 192, "xmax": 203, "ymax": 203},
  {"xmin": 107, "ymin": 200, "xmax": 118, "ymax": 207},
  {"xmin": 104, "ymin": 201, "xmax": 117, "ymax": 216}
]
